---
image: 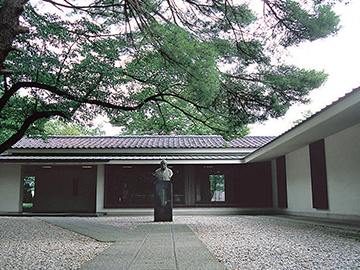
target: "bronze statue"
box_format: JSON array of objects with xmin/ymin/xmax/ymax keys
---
[{"xmin": 154, "ymin": 159, "xmax": 173, "ymax": 181}]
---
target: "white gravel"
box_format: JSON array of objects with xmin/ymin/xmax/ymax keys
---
[
  {"xmin": 79, "ymin": 215, "xmax": 360, "ymax": 269},
  {"xmin": 0, "ymin": 217, "xmax": 110, "ymax": 270},
  {"xmin": 183, "ymin": 216, "xmax": 360, "ymax": 270},
  {"xmin": 0, "ymin": 215, "xmax": 359, "ymax": 269}
]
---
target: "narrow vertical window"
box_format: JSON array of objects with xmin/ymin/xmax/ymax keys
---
[
  {"xmin": 276, "ymin": 156, "xmax": 288, "ymax": 208},
  {"xmin": 309, "ymin": 140, "xmax": 329, "ymax": 209}
]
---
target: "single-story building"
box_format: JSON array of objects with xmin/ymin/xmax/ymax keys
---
[{"xmin": 1, "ymin": 87, "xmax": 359, "ymax": 221}]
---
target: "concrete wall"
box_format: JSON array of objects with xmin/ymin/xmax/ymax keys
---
[
  {"xmin": 0, "ymin": 164, "xmax": 22, "ymax": 213},
  {"xmin": 279, "ymin": 123, "xmax": 360, "ymax": 220},
  {"xmin": 325, "ymin": 123, "xmax": 360, "ymax": 217},
  {"xmin": 285, "ymin": 146, "xmax": 313, "ymax": 213}
]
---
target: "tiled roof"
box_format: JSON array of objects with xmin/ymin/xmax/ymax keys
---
[
  {"xmin": 11, "ymin": 135, "xmax": 275, "ymax": 149},
  {"xmin": 0, "ymin": 154, "xmax": 246, "ymax": 162}
]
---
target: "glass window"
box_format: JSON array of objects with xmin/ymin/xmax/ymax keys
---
[
  {"xmin": 105, "ymin": 164, "xmax": 185, "ymax": 207},
  {"xmin": 171, "ymin": 166, "xmax": 185, "ymax": 204},
  {"xmin": 209, "ymin": 175, "xmax": 225, "ymax": 202},
  {"xmin": 196, "ymin": 167, "xmax": 226, "ymax": 203},
  {"xmin": 105, "ymin": 165, "xmax": 155, "ymax": 207}
]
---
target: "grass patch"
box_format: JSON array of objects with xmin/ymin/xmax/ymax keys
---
[{"xmin": 23, "ymin": 202, "xmax": 33, "ymax": 212}]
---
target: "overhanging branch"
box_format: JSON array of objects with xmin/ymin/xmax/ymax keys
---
[
  {"xmin": 1, "ymin": 81, "xmax": 171, "ymax": 112},
  {"xmin": 0, "ymin": 110, "xmax": 67, "ymax": 154}
]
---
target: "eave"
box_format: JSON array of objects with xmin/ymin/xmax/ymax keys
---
[
  {"xmin": 245, "ymin": 87, "xmax": 360, "ymax": 163},
  {"xmin": 0, "ymin": 154, "xmax": 246, "ymax": 165},
  {"xmin": 6, "ymin": 147, "xmax": 255, "ymax": 156}
]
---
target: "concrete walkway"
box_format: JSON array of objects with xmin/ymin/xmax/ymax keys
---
[{"xmin": 39, "ymin": 217, "xmax": 224, "ymax": 270}]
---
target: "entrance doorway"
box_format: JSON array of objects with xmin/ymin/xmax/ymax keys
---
[
  {"xmin": 23, "ymin": 176, "xmax": 35, "ymax": 212},
  {"xmin": 209, "ymin": 175, "xmax": 225, "ymax": 202}
]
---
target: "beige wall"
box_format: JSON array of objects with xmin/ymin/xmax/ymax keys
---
[
  {"xmin": 325, "ymin": 123, "xmax": 360, "ymax": 216},
  {"xmin": 0, "ymin": 164, "xmax": 22, "ymax": 212}
]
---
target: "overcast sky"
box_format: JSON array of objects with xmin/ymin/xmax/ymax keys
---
[{"xmin": 249, "ymin": 0, "xmax": 360, "ymax": 136}]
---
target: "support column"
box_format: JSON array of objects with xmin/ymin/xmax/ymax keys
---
[{"xmin": 96, "ymin": 164, "xmax": 105, "ymax": 213}]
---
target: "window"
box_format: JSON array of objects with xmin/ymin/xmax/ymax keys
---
[
  {"xmin": 104, "ymin": 164, "xmax": 185, "ymax": 207},
  {"xmin": 209, "ymin": 175, "xmax": 225, "ymax": 202},
  {"xmin": 196, "ymin": 167, "xmax": 226, "ymax": 203}
]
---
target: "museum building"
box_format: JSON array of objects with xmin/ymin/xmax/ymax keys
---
[{"xmin": 0, "ymin": 87, "xmax": 359, "ymax": 221}]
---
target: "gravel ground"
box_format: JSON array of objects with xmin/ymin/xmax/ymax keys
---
[
  {"xmin": 184, "ymin": 216, "xmax": 360, "ymax": 270},
  {"xmin": 0, "ymin": 217, "xmax": 110, "ymax": 270},
  {"xmin": 79, "ymin": 215, "xmax": 360, "ymax": 269},
  {"xmin": 0, "ymin": 215, "xmax": 359, "ymax": 269}
]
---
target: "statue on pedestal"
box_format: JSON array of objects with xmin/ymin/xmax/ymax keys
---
[{"xmin": 154, "ymin": 159, "xmax": 173, "ymax": 222}]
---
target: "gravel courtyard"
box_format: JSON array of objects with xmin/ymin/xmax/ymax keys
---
[{"xmin": 0, "ymin": 215, "xmax": 359, "ymax": 269}]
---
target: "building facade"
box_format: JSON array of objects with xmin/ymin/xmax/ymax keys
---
[
  {"xmin": 1, "ymin": 87, "xmax": 359, "ymax": 220},
  {"xmin": 0, "ymin": 135, "xmax": 275, "ymax": 214}
]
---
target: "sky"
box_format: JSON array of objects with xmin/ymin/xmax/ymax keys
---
[
  {"xmin": 64, "ymin": 1, "xmax": 359, "ymax": 136},
  {"xmin": 249, "ymin": 0, "xmax": 360, "ymax": 136}
]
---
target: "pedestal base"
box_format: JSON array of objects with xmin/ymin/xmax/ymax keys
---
[{"xmin": 154, "ymin": 180, "xmax": 173, "ymax": 222}]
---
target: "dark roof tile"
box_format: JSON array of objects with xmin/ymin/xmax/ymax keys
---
[{"xmin": 11, "ymin": 135, "xmax": 275, "ymax": 150}]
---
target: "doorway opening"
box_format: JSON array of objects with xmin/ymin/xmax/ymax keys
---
[
  {"xmin": 23, "ymin": 176, "xmax": 35, "ymax": 212},
  {"xmin": 209, "ymin": 175, "xmax": 225, "ymax": 202}
]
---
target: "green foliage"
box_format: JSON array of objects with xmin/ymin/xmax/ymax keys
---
[
  {"xmin": 209, "ymin": 175, "xmax": 225, "ymax": 201},
  {"xmin": 22, "ymin": 202, "xmax": 33, "ymax": 212},
  {"xmin": 0, "ymin": 0, "xmax": 342, "ymax": 150},
  {"xmin": 293, "ymin": 110, "xmax": 314, "ymax": 125},
  {"xmin": 0, "ymin": 91, "xmax": 51, "ymax": 144},
  {"xmin": 23, "ymin": 176, "xmax": 35, "ymax": 204},
  {"xmin": 44, "ymin": 119, "xmax": 105, "ymax": 135},
  {"xmin": 267, "ymin": 0, "xmax": 340, "ymax": 47}
]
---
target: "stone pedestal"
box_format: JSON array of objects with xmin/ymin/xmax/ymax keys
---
[{"xmin": 154, "ymin": 180, "xmax": 173, "ymax": 222}]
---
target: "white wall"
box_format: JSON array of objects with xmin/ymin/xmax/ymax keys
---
[
  {"xmin": 0, "ymin": 164, "xmax": 22, "ymax": 212},
  {"xmin": 96, "ymin": 164, "xmax": 105, "ymax": 212},
  {"xmin": 277, "ymin": 122, "xmax": 360, "ymax": 220},
  {"xmin": 285, "ymin": 146, "xmax": 313, "ymax": 213},
  {"xmin": 325, "ymin": 123, "xmax": 360, "ymax": 216}
]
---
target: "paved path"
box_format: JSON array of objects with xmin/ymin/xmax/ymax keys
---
[{"xmin": 39, "ymin": 217, "xmax": 224, "ymax": 270}]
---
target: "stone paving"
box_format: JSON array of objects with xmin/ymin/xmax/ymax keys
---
[{"xmin": 39, "ymin": 217, "xmax": 224, "ymax": 270}]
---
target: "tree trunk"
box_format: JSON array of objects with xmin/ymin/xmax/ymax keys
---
[{"xmin": 0, "ymin": 0, "xmax": 29, "ymax": 74}]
